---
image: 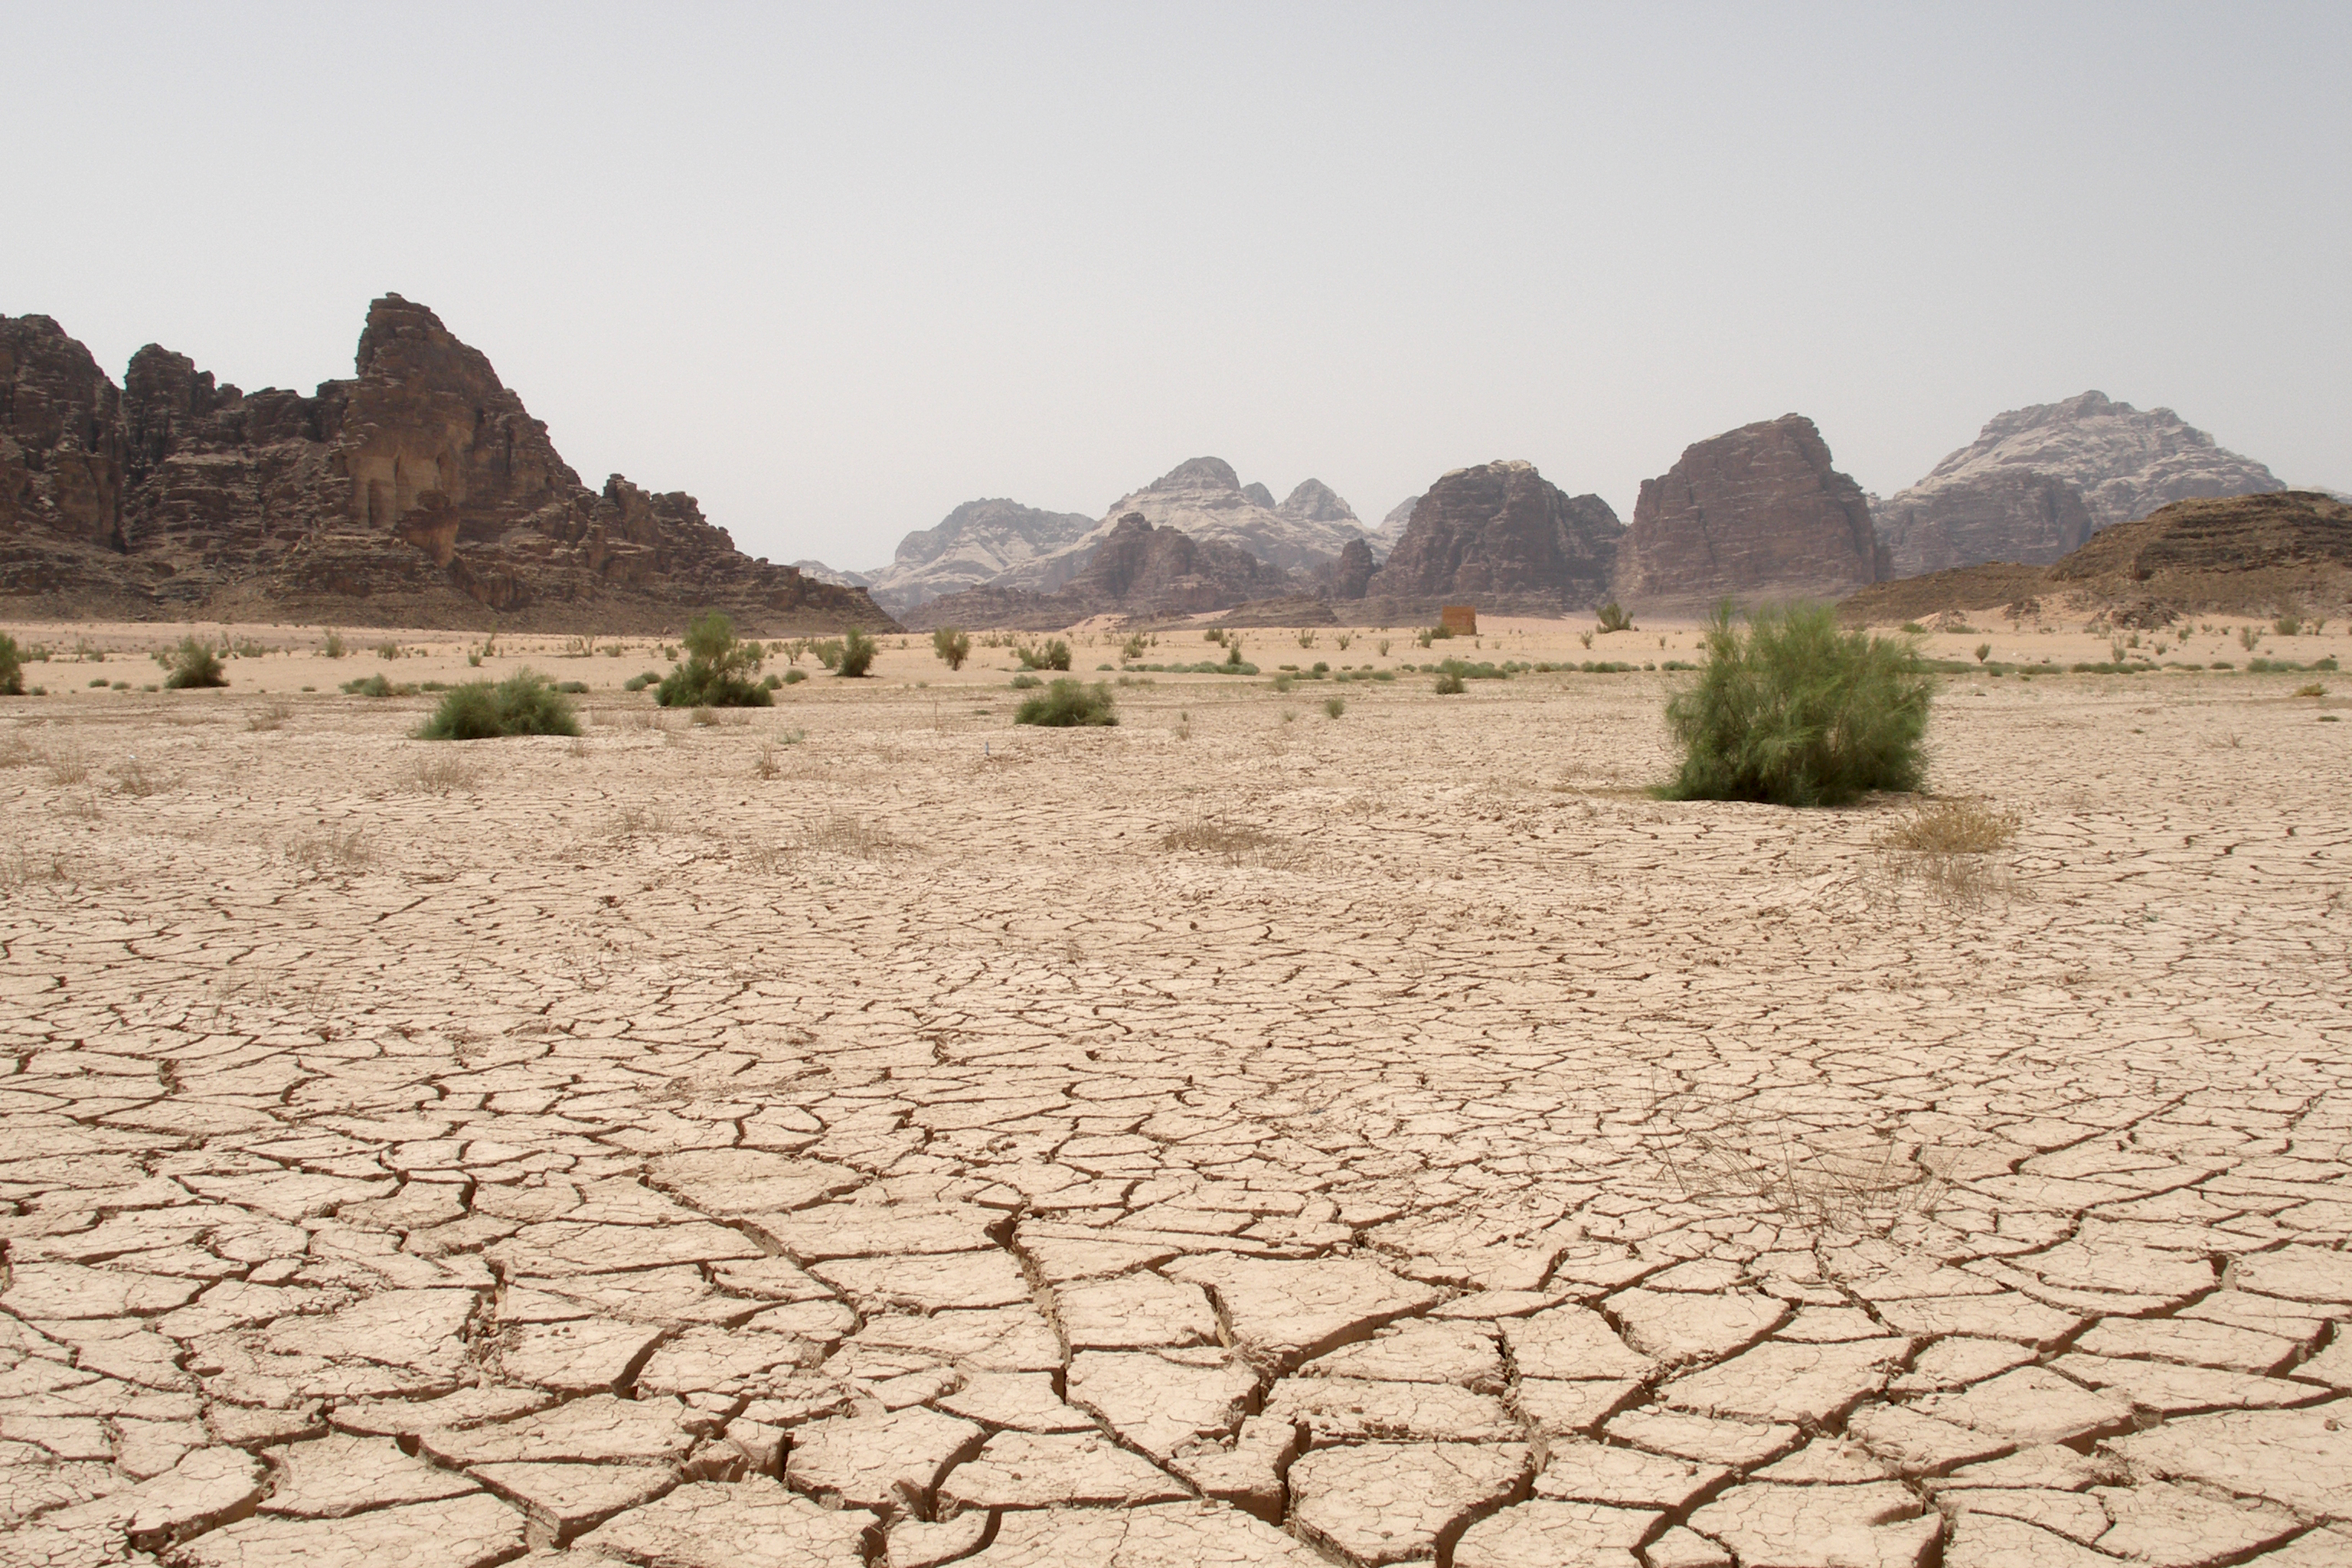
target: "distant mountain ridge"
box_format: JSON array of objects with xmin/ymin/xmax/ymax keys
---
[{"xmin": 1873, "ymin": 391, "xmax": 2285, "ymax": 577}]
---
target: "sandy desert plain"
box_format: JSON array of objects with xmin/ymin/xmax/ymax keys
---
[{"xmin": 0, "ymin": 612, "xmax": 2347, "ymax": 1568}]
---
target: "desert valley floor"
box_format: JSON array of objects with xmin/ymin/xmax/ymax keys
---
[{"xmin": 0, "ymin": 619, "xmax": 2347, "ymax": 1568}]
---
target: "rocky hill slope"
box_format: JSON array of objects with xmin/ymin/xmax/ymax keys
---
[
  {"xmin": 998, "ymin": 458, "xmax": 1364, "ymax": 590},
  {"xmin": 0, "ymin": 299, "xmax": 895, "ymax": 631},
  {"xmin": 856, "ymin": 498, "xmax": 1096, "ymax": 616},
  {"xmin": 903, "ymin": 512, "xmax": 1291, "ymax": 629},
  {"xmin": 1873, "ymin": 390, "xmax": 2284, "ymax": 577},
  {"xmin": 1612, "ymin": 415, "xmax": 1886, "ymax": 611},
  {"xmin": 1841, "ymin": 490, "xmax": 2352, "ymax": 624},
  {"xmin": 1362, "ymin": 460, "xmax": 1622, "ymax": 610}
]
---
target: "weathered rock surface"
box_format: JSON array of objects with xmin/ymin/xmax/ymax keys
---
[
  {"xmin": 0, "ymin": 298, "xmax": 897, "ymax": 631},
  {"xmin": 1875, "ymin": 390, "xmax": 2285, "ymax": 576},
  {"xmin": 1370, "ymin": 492, "xmax": 1422, "ymax": 555},
  {"xmin": 857, "ymin": 498, "xmax": 1096, "ymax": 616},
  {"xmin": 1361, "ymin": 460, "xmax": 1622, "ymax": 610},
  {"xmin": 903, "ymin": 512, "xmax": 1292, "ymax": 630},
  {"xmin": 1843, "ymin": 489, "xmax": 2352, "ymax": 624},
  {"xmin": 1612, "ymin": 414, "xmax": 1886, "ymax": 610},
  {"xmin": 994, "ymin": 457, "xmax": 1363, "ymax": 591}
]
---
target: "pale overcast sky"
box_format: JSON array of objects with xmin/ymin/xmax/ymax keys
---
[{"xmin": 10, "ymin": 2, "xmax": 2347, "ymax": 568}]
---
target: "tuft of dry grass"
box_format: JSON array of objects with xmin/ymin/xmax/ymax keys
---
[
  {"xmin": 799, "ymin": 812, "xmax": 910, "ymax": 858},
  {"xmin": 399, "ymin": 753, "xmax": 483, "ymax": 795},
  {"xmin": 1870, "ymin": 798, "xmax": 2021, "ymax": 912},
  {"xmin": 1648, "ymin": 1093, "xmax": 1946, "ymax": 1236},
  {"xmin": 0, "ymin": 732, "xmax": 40, "ymax": 769},
  {"xmin": 0, "ymin": 847, "xmax": 74, "ymax": 892},
  {"xmin": 108, "ymin": 757, "xmax": 173, "ymax": 798},
  {"xmin": 44, "ymin": 750, "xmax": 91, "ymax": 786},
  {"xmin": 1159, "ymin": 816, "xmax": 1293, "ymax": 867},
  {"xmin": 286, "ymin": 825, "xmax": 371, "ymax": 873},
  {"xmin": 612, "ymin": 803, "xmax": 673, "ymax": 838},
  {"xmin": 247, "ymin": 702, "xmax": 294, "ymax": 732}
]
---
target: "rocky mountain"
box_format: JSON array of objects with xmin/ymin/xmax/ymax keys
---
[
  {"xmin": 1361, "ymin": 460, "xmax": 1622, "ymax": 609},
  {"xmin": 1611, "ymin": 415, "xmax": 1886, "ymax": 610},
  {"xmin": 997, "ymin": 457, "xmax": 1364, "ymax": 590},
  {"xmin": 791, "ymin": 559, "xmax": 872, "ymax": 587},
  {"xmin": 1874, "ymin": 391, "xmax": 2285, "ymax": 577},
  {"xmin": 855, "ymin": 498, "xmax": 1096, "ymax": 616},
  {"xmin": 1843, "ymin": 490, "xmax": 2352, "ymax": 624},
  {"xmin": 1369, "ymin": 493, "xmax": 1421, "ymax": 555},
  {"xmin": 1, "ymin": 299, "xmax": 894, "ymax": 631},
  {"xmin": 1241, "ymin": 482, "xmax": 1277, "ymax": 508},
  {"xmin": 1276, "ymin": 478, "xmax": 1358, "ymax": 528},
  {"xmin": 903, "ymin": 511, "xmax": 1292, "ymax": 630}
]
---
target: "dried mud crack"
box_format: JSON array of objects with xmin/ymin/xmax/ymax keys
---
[{"xmin": 0, "ymin": 629, "xmax": 2347, "ymax": 1568}]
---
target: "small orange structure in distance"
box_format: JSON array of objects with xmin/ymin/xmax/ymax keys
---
[{"xmin": 1440, "ymin": 605, "xmax": 1478, "ymax": 635}]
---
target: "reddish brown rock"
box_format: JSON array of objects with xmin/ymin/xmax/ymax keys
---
[
  {"xmin": 1362, "ymin": 460, "xmax": 1622, "ymax": 611},
  {"xmin": 1612, "ymin": 415, "xmax": 1886, "ymax": 611},
  {"xmin": 0, "ymin": 297, "xmax": 894, "ymax": 632}
]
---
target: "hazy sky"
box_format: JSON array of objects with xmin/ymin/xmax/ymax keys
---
[{"xmin": 11, "ymin": 3, "xmax": 2347, "ymax": 568}]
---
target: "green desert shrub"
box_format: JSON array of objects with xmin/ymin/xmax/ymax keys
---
[
  {"xmin": 1596, "ymin": 601, "xmax": 1635, "ymax": 633},
  {"xmin": 417, "ymin": 668, "xmax": 580, "ymax": 740},
  {"xmin": 1658, "ymin": 603, "xmax": 1932, "ymax": 808},
  {"xmin": 1016, "ymin": 639, "xmax": 1073, "ymax": 672},
  {"xmin": 782, "ymin": 668, "xmax": 807, "ymax": 684},
  {"xmin": 932, "ymin": 627, "xmax": 972, "ymax": 671},
  {"xmin": 1008, "ymin": 673, "xmax": 1043, "ymax": 690},
  {"xmin": 656, "ymin": 610, "xmax": 772, "ymax": 707},
  {"xmin": 1324, "ymin": 695, "xmax": 1346, "ymax": 718},
  {"xmin": 164, "ymin": 636, "xmax": 228, "ymax": 689},
  {"xmin": 623, "ymin": 671, "xmax": 660, "ymax": 691},
  {"xmin": 0, "ymin": 633, "xmax": 21, "ymax": 696},
  {"xmin": 341, "ymin": 674, "xmax": 398, "ymax": 697},
  {"xmin": 1014, "ymin": 678, "xmax": 1116, "ymax": 727},
  {"xmin": 321, "ymin": 629, "xmax": 347, "ymax": 658},
  {"xmin": 837, "ymin": 628, "xmax": 878, "ymax": 678},
  {"xmin": 1433, "ymin": 671, "xmax": 1466, "ymax": 694}
]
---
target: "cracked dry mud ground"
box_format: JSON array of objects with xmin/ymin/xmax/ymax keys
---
[{"xmin": 2, "ymin": 640, "xmax": 2349, "ymax": 1567}]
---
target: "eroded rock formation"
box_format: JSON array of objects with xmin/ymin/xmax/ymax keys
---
[
  {"xmin": 859, "ymin": 498, "xmax": 1096, "ymax": 616},
  {"xmin": 1612, "ymin": 416, "xmax": 1886, "ymax": 610},
  {"xmin": 1362, "ymin": 460, "xmax": 1622, "ymax": 609},
  {"xmin": 1874, "ymin": 391, "xmax": 2285, "ymax": 577},
  {"xmin": 0, "ymin": 297, "xmax": 894, "ymax": 631},
  {"xmin": 904, "ymin": 512, "xmax": 1292, "ymax": 630},
  {"xmin": 999, "ymin": 458, "xmax": 1364, "ymax": 590}
]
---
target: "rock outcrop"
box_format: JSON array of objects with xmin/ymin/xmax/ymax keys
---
[
  {"xmin": 1361, "ymin": 461, "xmax": 1622, "ymax": 610},
  {"xmin": 1612, "ymin": 416, "xmax": 1886, "ymax": 610},
  {"xmin": 1873, "ymin": 391, "xmax": 2285, "ymax": 577},
  {"xmin": 903, "ymin": 513, "xmax": 1291, "ymax": 630},
  {"xmin": 1276, "ymin": 479, "xmax": 1358, "ymax": 529},
  {"xmin": 0, "ymin": 297, "xmax": 895, "ymax": 631},
  {"xmin": 1840, "ymin": 490, "xmax": 2352, "ymax": 625},
  {"xmin": 1369, "ymin": 493, "xmax": 1421, "ymax": 556},
  {"xmin": 857, "ymin": 498, "xmax": 1096, "ymax": 616},
  {"xmin": 998, "ymin": 458, "xmax": 1363, "ymax": 590}
]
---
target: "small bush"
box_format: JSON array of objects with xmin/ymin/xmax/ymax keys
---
[
  {"xmin": 2295, "ymin": 682, "xmax": 2328, "ymax": 697},
  {"xmin": 1975, "ymin": 642, "xmax": 1991, "ymax": 664},
  {"xmin": 1016, "ymin": 639, "xmax": 1073, "ymax": 672},
  {"xmin": 1434, "ymin": 671, "xmax": 1466, "ymax": 694},
  {"xmin": 556, "ymin": 680, "xmax": 589, "ymax": 694},
  {"xmin": 1596, "ymin": 601, "xmax": 1635, "ymax": 633},
  {"xmin": 838, "ymin": 628, "xmax": 878, "ymax": 678},
  {"xmin": 1009, "ymin": 673, "xmax": 1043, "ymax": 690},
  {"xmin": 1272, "ymin": 673, "xmax": 1295, "ymax": 693},
  {"xmin": 2275, "ymin": 614, "xmax": 2301, "ymax": 636},
  {"xmin": 1657, "ymin": 603, "xmax": 1932, "ymax": 808},
  {"xmin": 322, "ymin": 629, "xmax": 346, "ymax": 658},
  {"xmin": 341, "ymin": 674, "xmax": 399, "ymax": 697},
  {"xmin": 375, "ymin": 640, "xmax": 402, "ymax": 661},
  {"xmin": 783, "ymin": 668, "xmax": 807, "ymax": 684},
  {"xmin": 416, "ymin": 668, "xmax": 581, "ymax": 740},
  {"xmin": 813, "ymin": 639, "xmax": 844, "ymax": 670},
  {"xmin": 624, "ymin": 671, "xmax": 660, "ymax": 691},
  {"xmin": 2239, "ymin": 626, "xmax": 2263, "ymax": 652},
  {"xmin": 0, "ymin": 633, "xmax": 21, "ymax": 696},
  {"xmin": 933, "ymin": 627, "xmax": 972, "ymax": 671},
  {"xmin": 1877, "ymin": 799, "xmax": 2020, "ymax": 855},
  {"xmin": 1014, "ymin": 678, "xmax": 1116, "ymax": 727},
  {"xmin": 164, "ymin": 636, "xmax": 227, "ymax": 689},
  {"xmin": 657, "ymin": 610, "xmax": 772, "ymax": 707},
  {"xmin": 1324, "ymin": 696, "xmax": 1346, "ymax": 719}
]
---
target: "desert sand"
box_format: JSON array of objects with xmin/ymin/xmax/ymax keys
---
[{"xmin": 2, "ymin": 615, "xmax": 2347, "ymax": 1566}]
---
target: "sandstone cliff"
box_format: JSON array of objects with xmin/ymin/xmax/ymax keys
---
[
  {"xmin": 1000, "ymin": 457, "xmax": 1363, "ymax": 589},
  {"xmin": 1874, "ymin": 391, "xmax": 2284, "ymax": 577},
  {"xmin": 1612, "ymin": 416, "xmax": 1886, "ymax": 611},
  {"xmin": 1361, "ymin": 460, "xmax": 1622, "ymax": 609},
  {"xmin": 0, "ymin": 297, "xmax": 896, "ymax": 632},
  {"xmin": 858, "ymin": 498, "xmax": 1096, "ymax": 616},
  {"xmin": 1841, "ymin": 491, "xmax": 2352, "ymax": 625},
  {"xmin": 1369, "ymin": 493, "xmax": 1420, "ymax": 557},
  {"xmin": 903, "ymin": 512, "xmax": 1291, "ymax": 630}
]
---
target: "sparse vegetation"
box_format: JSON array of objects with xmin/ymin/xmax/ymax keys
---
[
  {"xmin": 1014, "ymin": 678, "xmax": 1116, "ymax": 727},
  {"xmin": 837, "ymin": 628, "xmax": 878, "ymax": 678},
  {"xmin": 2239, "ymin": 625, "xmax": 2263, "ymax": 652},
  {"xmin": 322, "ymin": 629, "xmax": 346, "ymax": 658},
  {"xmin": 2296, "ymin": 682, "xmax": 2328, "ymax": 697},
  {"xmin": 1334, "ymin": 633, "xmax": 1352, "ymax": 652},
  {"xmin": 416, "ymin": 668, "xmax": 582, "ymax": 740},
  {"xmin": 2275, "ymin": 614, "xmax": 2302, "ymax": 637},
  {"xmin": 1975, "ymin": 642, "xmax": 1991, "ymax": 664},
  {"xmin": 1873, "ymin": 799, "xmax": 2022, "ymax": 910},
  {"xmin": 285, "ymin": 825, "xmax": 371, "ymax": 873},
  {"xmin": 1324, "ymin": 696, "xmax": 1346, "ymax": 718},
  {"xmin": 1160, "ymin": 816, "xmax": 1287, "ymax": 865},
  {"xmin": 247, "ymin": 702, "xmax": 293, "ymax": 732},
  {"xmin": 341, "ymin": 674, "xmax": 406, "ymax": 697},
  {"xmin": 374, "ymin": 640, "xmax": 402, "ymax": 661},
  {"xmin": 1009, "ymin": 673, "xmax": 1042, "ymax": 690},
  {"xmin": 1657, "ymin": 603, "xmax": 1931, "ymax": 808},
  {"xmin": 933, "ymin": 628, "xmax": 972, "ymax": 671},
  {"xmin": 656, "ymin": 610, "xmax": 773, "ymax": 707},
  {"xmin": 399, "ymin": 753, "xmax": 482, "ymax": 793},
  {"xmin": 1015, "ymin": 639, "xmax": 1073, "ymax": 672},
  {"xmin": 1579, "ymin": 630, "xmax": 1594, "ymax": 649},
  {"xmin": 1434, "ymin": 671, "xmax": 1466, "ymax": 694},
  {"xmin": 163, "ymin": 636, "xmax": 228, "ymax": 690},
  {"xmin": 1596, "ymin": 601, "xmax": 1635, "ymax": 633}
]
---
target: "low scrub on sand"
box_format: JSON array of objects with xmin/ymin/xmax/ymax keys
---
[
  {"xmin": 416, "ymin": 669, "xmax": 581, "ymax": 740},
  {"xmin": 1015, "ymin": 639, "xmax": 1073, "ymax": 672},
  {"xmin": 0, "ymin": 633, "xmax": 22, "ymax": 696},
  {"xmin": 657, "ymin": 611, "xmax": 773, "ymax": 707},
  {"xmin": 836, "ymin": 628, "xmax": 878, "ymax": 678},
  {"xmin": 931, "ymin": 628, "xmax": 972, "ymax": 671},
  {"xmin": 1014, "ymin": 678, "xmax": 1116, "ymax": 727},
  {"xmin": 162, "ymin": 636, "xmax": 227, "ymax": 690},
  {"xmin": 1658, "ymin": 603, "xmax": 1930, "ymax": 808}
]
